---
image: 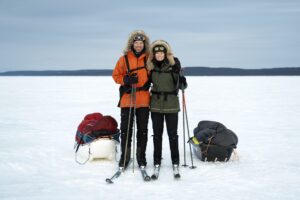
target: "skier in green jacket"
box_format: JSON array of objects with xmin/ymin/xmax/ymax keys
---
[{"xmin": 147, "ymin": 40, "xmax": 187, "ymax": 178}]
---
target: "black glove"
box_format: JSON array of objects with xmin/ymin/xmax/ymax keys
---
[
  {"xmin": 179, "ymin": 76, "xmax": 187, "ymax": 88},
  {"xmin": 123, "ymin": 74, "xmax": 138, "ymax": 85}
]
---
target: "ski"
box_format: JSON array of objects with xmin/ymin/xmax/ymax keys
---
[
  {"xmin": 139, "ymin": 166, "xmax": 151, "ymax": 181},
  {"xmin": 105, "ymin": 167, "xmax": 124, "ymax": 184},
  {"xmin": 173, "ymin": 164, "xmax": 181, "ymax": 179},
  {"xmin": 151, "ymin": 164, "xmax": 160, "ymax": 180},
  {"xmin": 106, "ymin": 159, "xmax": 133, "ymax": 184}
]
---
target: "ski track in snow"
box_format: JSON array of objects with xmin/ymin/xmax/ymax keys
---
[{"xmin": 0, "ymin": 76, "xmax": 300, "ymax": 200}]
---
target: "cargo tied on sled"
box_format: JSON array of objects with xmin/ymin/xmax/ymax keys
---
[
  {"xmin": 74, "ymin": 112, "xmax": 120, "ymax": 164},
  {"xmin": 189, "ymin": 120, "xmax": 239, "ymax": 162}
]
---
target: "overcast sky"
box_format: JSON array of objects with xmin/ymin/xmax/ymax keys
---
[{"xmin": 0, "ymin": 0, "xmax": 299, "ymax": 72}]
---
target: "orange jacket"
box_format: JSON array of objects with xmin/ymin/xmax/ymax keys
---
[{"xmin": 112, "ymin": 51, "xmax": 150, "ymax": 108}]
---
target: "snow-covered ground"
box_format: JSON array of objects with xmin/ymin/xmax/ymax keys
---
[{"xmin": 0, "ymin": 76, "xmax": 299, "ymax": 200}]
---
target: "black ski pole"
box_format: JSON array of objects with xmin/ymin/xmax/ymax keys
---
[
  {"xmin": 131, "ymin": 86, "xmax": 137, "ymax": 173},
  {"xmin": 123, "ymin": 86, "xmax": 134, "ymax": 170}
]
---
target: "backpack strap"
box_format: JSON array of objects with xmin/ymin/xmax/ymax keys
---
[
  {"xmin": 170, "ymin": 70, "xmax": 177, "ymax": 86},
  {"xmin": 118, "ymin": 55, "xmax": 149, "ymax": 107},
  {"xmin": 124, "ymin": 55, "xmax": 131, "ymax": 74},
  {"xmin": 124, "ymin": 55, "xmax": 148, "ymax": 74}
]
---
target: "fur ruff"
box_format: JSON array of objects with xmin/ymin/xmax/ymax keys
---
[
  {"xmin": 123, "ymin": 30, "xmax": 150, "ymax": 55},
  {"xmin": 147, "ymin": 40, "xmax": 175, "ymax": 70}
]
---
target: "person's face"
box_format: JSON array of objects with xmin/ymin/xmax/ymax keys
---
[
  {"xmin": 155, "ymin": 52, "xmax": 165, "ymax": 61},
  {"xmin": 133, "ymin": 41, "xmax": 144, "ymax": 53}
]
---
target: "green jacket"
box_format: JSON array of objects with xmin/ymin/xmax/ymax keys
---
[{"xmin": 150, "ymin": 58, "xmax": 185, "ymax": 113}]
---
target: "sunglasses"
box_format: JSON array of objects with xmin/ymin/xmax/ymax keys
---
[{"xmin": 133, "ymin": 35, "xmax": 145, "ymax": 41}]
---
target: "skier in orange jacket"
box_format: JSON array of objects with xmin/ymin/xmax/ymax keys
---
[{"xmin": 112, "ymin": 30, "xmax": 150, "ymax": 168}]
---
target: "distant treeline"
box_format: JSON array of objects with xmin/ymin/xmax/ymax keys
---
[
  {"xmin": 0, "ymin": 67, "xmax": 300, "ymax": 76},
  {"xmin": 183, "ymin": 67, "xmax": 300, "ymax": 76}
]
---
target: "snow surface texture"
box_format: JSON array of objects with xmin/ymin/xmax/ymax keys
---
[{"xmin": 0, "ymin": 76, "xmax": 299, "ymax": 200}]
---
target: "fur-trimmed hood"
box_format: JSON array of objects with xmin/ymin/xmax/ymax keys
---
[
  {"xmin": 123, "ymin": 30, "xmax": 150, "ymax": 55},
  {"xmin": 147, "ymin": 40, "xmax": 175, "ymax": 70}
]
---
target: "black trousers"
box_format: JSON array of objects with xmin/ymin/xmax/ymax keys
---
[
  {"xmin": 151, "ymin": 112, "xmax": 179, "ymax": 165},
  {"xmin": 119, "ymin": 107, "xmax": 149, "ymax": 167}
]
